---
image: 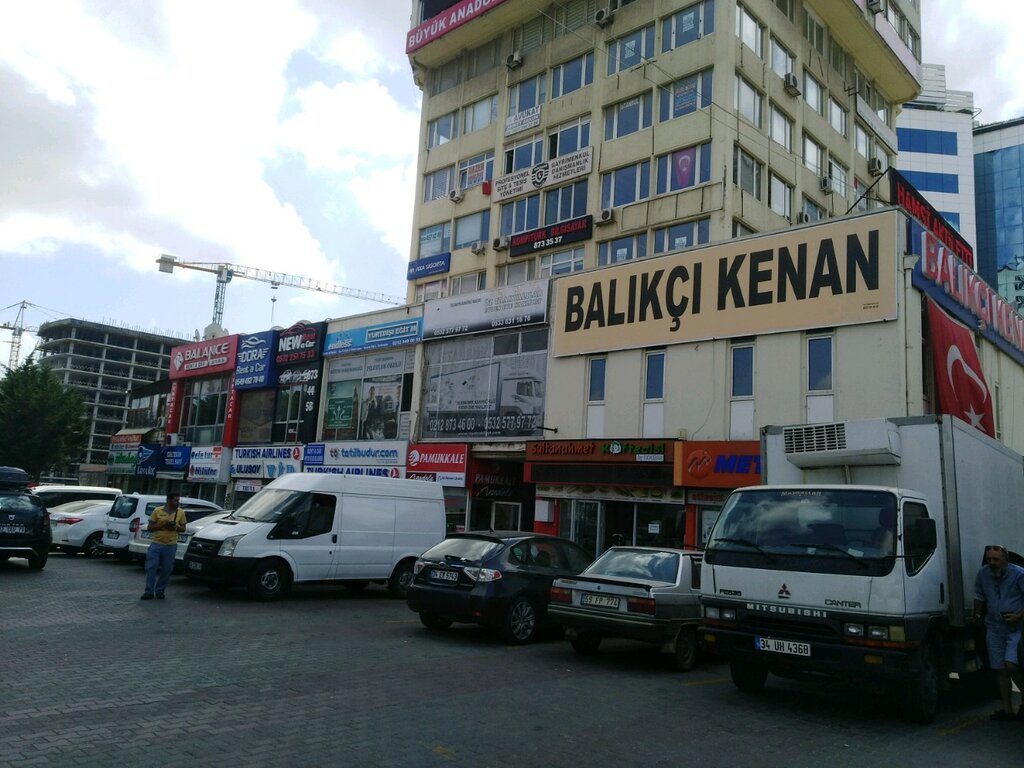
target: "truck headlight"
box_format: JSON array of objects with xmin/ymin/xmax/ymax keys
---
[
  {"xmin": 844, "ymin": 623, "xmax": 865, "ymax": 637},
  {"xmin": 219, "ymin": 534, "xmax": 245, "ymax": 557},
  {"xmin": 721, "ymin": 608, "xmax": 737, "ymax": 621},
  {"xmin": 705, "ymin": 606, "xmax": 720, "ymax": 619}
]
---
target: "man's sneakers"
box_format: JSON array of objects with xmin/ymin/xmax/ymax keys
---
[{"xmin": 140, "ymin": 592, "xmax": 154, "ymax": 600}]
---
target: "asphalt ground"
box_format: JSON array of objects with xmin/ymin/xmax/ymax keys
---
[{"xmin": 1, "ymin": 553, "xmax": 1021, "ymax": 768}]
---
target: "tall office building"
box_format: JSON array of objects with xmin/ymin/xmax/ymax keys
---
[
  {"xmin": 895, "ymin": 63, "xmax": 976, "ymax": 252},
  {"xmin": 35, "ymin": 318, "xmax": 188, "ymax": 480},
  {"xmin": 974, "ymin": 117, "xmax": 1024, "ymax": 311}
]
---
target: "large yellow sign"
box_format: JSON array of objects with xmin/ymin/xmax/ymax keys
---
[{"xmin": 552, "ymin": 211, "xmax": 899, "ymax": 356}]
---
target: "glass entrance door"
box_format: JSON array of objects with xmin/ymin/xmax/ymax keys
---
[
  {"xmin": 560, "ymin": 499, "xmax": 601, "ymax": 557},
  {"xmin": 492, "ymin": 502, "xmax": 522, "ymax": 530}
]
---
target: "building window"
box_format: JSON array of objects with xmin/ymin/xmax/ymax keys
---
[
  {"xmin": 545, "ymin": 180, "xmax": 588, "ymax": 225},
  {"xmin": 548, "ymin": 116, "xmax": 591, "ymax": 159},
  {"xmin": 418, "ymin": 222, "xmax": 451, "ymax": 258},
  {"xmin": 733, "ymin": 145, "xmax": 763, "ymax": 200},
  {"xmin": 496, "ymin": 260, "xmax": 536, "ymax": 286},
  {"xmin": 457, "ymin": 152, "xmax": 494, "ymax": 190},
  {"xmin": 659, "ymin": 69, "xmax": 713, "ymax": 121},
  {"xmin": 801, "ymin": 196, "xmax": 825, "ymax": 222},
  {"xmin": 653, "ymin": 217, "xmax": 710, "ymax": 254},
  {"xmin": 449, "ymin": 271, "xmax": 486, "ymax": 296},
  {"xmin": 508, "ymin": 73, "xmax": 546, "ymax": 116},
  {"xmin": 539, "ymin": 246, "xmax": 584, "ymax": 277},
  {"xmin": 735, "ymin": 74, "xmax": 763, "ymax": 127},
  {"xmin": 600, "ymin": 160, "xmax": 651, "ymax": 207},
  {"xmin": 804, "ymin": 70, "xmax": 823, "ymax": 114},
  {"xmin": 463, "ymin": 94, "xmax": 498, "ymax": 134},
  {"xmin": 607, "ymin": 23, "xmax": 655, "ymax": 75},
  {"xmin": 806, "ymin": 333, "xmax": 834, "ymax": 423},
  {"xmin": 853, "ymin": 178, "xmax": 870, "ymax": 213},
  {"xmin": 427, "ymin": 111, "xmax": 458, "ymax": 148},
  {"xmin": 273, "ymin": 383, "xmax": 310, "ymax": 444},
  {"xmin": 828, "ymin": 157, "xmax": 849, "ymax": 197},
  {"xmin": 897, "ymin": 127, "xmax": 959, "ymax": 156},
  {"xmin": 736, "ymin": 4, "xmax": 764, "ymax": 57},
  {"xmin": 504, "ymin": 133, "xmax": 544, "ymax": 174},
  {"xmin": 454, "ymin": 210, "xmax": 491, "ymax": 249},
  {"xmin": 466, "ymin": 39, "xmax": 499, "ymax": 79},
  {"xmin": 604, "ymin": 92, "xmax": 653, "ymax": 140},
  {"xmin": 770, "ymin": 37, "xmax": 794, "ymax": 77},
  {"xmin": 769, "ymin": 104, "xmax": 793, "ymax": 151},
  {"xmin": 587, "ymin": 356, "xmax": 606, "ymax": 439},
  {"xmin": 900, "ymin": 170, "xmax": 960, "ymax": 194},
  {"xmin": 803, "ymin": 133, "xmax": 823, "ymax": 175},
  {"xmin": 804, "ymin": 9, "xmax": 825, "ymax": 56},
  {"xmin": 423, "ymin": 166, "xmax": 454, "ymax": 202},
  {"xmin": 180, "ymin": 376, "xmax": 229, "ymax": 445},
  {"xmin": 431, "ymin": 59, "xmax": 461, "ymax": 96},
  {"xmin": 499, "ymin": 194, "xmax": 541, "ymax": 235},
  {"xmin": 856, "ymin": 123, "xmax": 870, "ymax": 158},
  {"xmin": 642, "ymin": 349, "xmax": 665, "ymax": 438},
  {"xmin": 730, "ymin": 342, "xmax": 755, "ymax": 439},
  {"xmin": 655, "ymin": 142, "xmax": 712, "ymax": 194},
  {"xmin": 733, "ymin": 220, "xmax": 756, "ymax": 237},
  {"xmin": 773, "ymin": 0, "xmax": 794, "ymax": 23},
  {"xmin": 829, "ymin": 38, "xmax": 847, "ymax": 79},
  {"xmin": 829, "ymin": 98, "xmax": 847, "ymax": 137},
  {"xmin": 599, "ymin": 235, "xmax": 647, "ymax": 265},
  {"xmin": 661, "ymin": 1, "xmax": 715, "ymax": 52},
  {"xmin": 551, "ymin": 51, "xmax": 594, "ymax": 98},
  {"xmin": 769, "ymin": 173, "xmax": 792, "ymax": 218},
  {"xmin": 414, "ymin": 279, "xmax": 447, "ymax": 302}
]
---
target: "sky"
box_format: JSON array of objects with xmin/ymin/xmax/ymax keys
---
[{"xmin": 1, "ymin": 0, "xmax": 1022, "ymax": 367}]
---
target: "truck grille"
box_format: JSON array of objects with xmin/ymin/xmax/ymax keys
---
[
  {"xmin": 783, "ymin": 423, "xmax": 846, "ymax": 455},
  {"xmin": 187, "ymin": 537, "xmax": 219, "ymax": 557},
  {"xmin": 741, "ymin": 616, "xmax": 839, "ymax": 642}
]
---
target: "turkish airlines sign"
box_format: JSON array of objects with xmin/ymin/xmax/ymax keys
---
[
  {"xmin": 406, "ymin": 0, "xmax": 511, "ymax": 53},
  {"xmin": 170, "ymin": 336, "xmax": 239, "ymax": 380}
]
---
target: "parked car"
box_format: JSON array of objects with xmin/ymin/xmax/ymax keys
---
[
  {"xmin": 29, "ymin": 484, "xmax": 121, "ymax": 508},
  {"xmin": 406, "ymin": 532, "xmax": 593, "ymax": 644},
  {"xmin": 129, "ymin": 509, "xmax": 232, "ymax": 567},
  {"xmin": 548, "ymin": 546, "xmax": 703, "ymax": 671},
  {"xmin": 103, "ymin": 494, "xmax": 223, "ymax": 559},
  {"xmin": 49, "ymin": 499, "xmax": 118, "ymax": 557},
  {"xmin": 0, "ymin": 466, "xmax": 51, "ymax": 570}
]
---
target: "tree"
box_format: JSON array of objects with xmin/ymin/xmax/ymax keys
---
[{"xmin": 0, "ymin": 359, "xmax": 88, "ymax": 477}]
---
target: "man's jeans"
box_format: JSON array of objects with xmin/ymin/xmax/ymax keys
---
[{"xmin": 145, "ymin": 542, "xmax": 177, "ymax": 595}]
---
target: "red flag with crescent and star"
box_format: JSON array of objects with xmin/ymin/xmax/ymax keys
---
[{"xmin": 926, "ymin": 298, "xmax": 995, "ymax": 436}]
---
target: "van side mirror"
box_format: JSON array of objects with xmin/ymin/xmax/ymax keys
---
[{"xmin": 913, "ymin": 518, "xmax": 937, "ymax": 550}]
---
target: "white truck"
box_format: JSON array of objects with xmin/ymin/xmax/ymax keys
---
[{"xmin": 699, "ymin": 416, "xmax": 1024, "ymax": 723}]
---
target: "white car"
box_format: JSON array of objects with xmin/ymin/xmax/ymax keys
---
[
  {"xmin": 103, "ymin": 494, "xmax": 222, "ymax": 559},
  {"xmin": 129, "ymin": 509, "xmax": 232, "ymax": 566},
  {"xmin": 49, "ymin": 500, "xmax": 118, "ymax": 557},
  {"xmin": 30, "ymin": 485, "xmax": 122, "ymax": 509}
]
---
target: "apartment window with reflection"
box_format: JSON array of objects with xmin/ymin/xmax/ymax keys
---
[
  {"xmin": 431, "ymin": 59, "xmax": 461, "ymax": 96},
  {"xmin": 587, "ymin": 356, "xmax": 606, "ymax": 439},
  {"xmin": 427, "ymin": 111, "xmax": 458, "ymax": 148},
  {"xmin": 774, "ymin": 0, "xmax": 794, "ymax": 21},
  {"xmin": 856, "ymin": 124, "xmax": 870, "ymax": 158},
  {"xmin": 601, "ymin": 160, "xmax": 651, "ymax": 207},
  {"xmin": 656, "ymin": 143, "xmax": 711, "ymax": 194},
  {"xmin": 730, "ymin": 343, "xmax": 755, "ymax": 439},
  {"xmin": 653, "ymin": 217, "xmax": 710, "ymax": 254},
  {"xmin": 414, "ymin": 279, "xmax": 446, "ymax": 302},
  {"xmin": 769, "ymin": 173, "xmax": 792, "ymax": 218},
  {"xmin": 454, "ymin": 210, "xmax": 490, "ymax": 249},
  {"xmin": 497, "ymin": 260, "xmax": 536, "ymax": 286},
  {"xmin": 662, "ymin": 1, "xmax": 715, "ymax": 52},
  {"xmin": 449, "ymin": 271, "xmax": 486, "ymax": 296},
  {"xmin": 659, "ymin": 69, "xmax": 713, "ymax": 121},
  {"xmin": 733, "ymin": 220, "xmax": 756, "ymax": 237},
  {"xmin": 180, "ymin": 376, "xmax": 229, "ymax": 445},
  {"xmin": 548, "ymin": 117, "xmax": 591, "ymax": 159},
  {"xmin": 539, "ymin": 247, "xmax": 584, "ymax": 277},
  {"xmin": 545, "ymin": 180, "xmax": 588, "ymax": 225},
  {"xmin": 458, "ymin": 152, "xmax": 494, "ymax": 189},
  {"xmin": 733, "ymin": 145, "xmax": 763, "ymax": 200},
  {"xmin": 608, "ymin": 24, "xmax": 655, "ymax": 75},
  {"xmin": 830, "ymin": 39, "xmax": 847, "ymax": 79},
  {"xmin": 736, "ymin": 75, "xmax": 763, "ymax": 127},
  {"xmin": 423, "ymin": 166, "xmax": 454, "ymax": 202},
  {"xmin": 829, "ymin": 98, "xmax": 847, "ymax": 137},
  {"xmin": 802, "ymin": 196, "xmax": 825, "ymax": 222},
  {"xmin": 853, "ymin": 178, "xmax": 870, "ymax": 213},
  {"xmin": 508, "ymin": 74, "xmax": 546, "ymax": 116},
  {"xmin": 770, "ymin": 37, "xmax": 794, "ymax": 77},
  {"xmin": 551, "ymin": 52, "xmax": 594, "ymax": 98},
  {"xmin": 605, "ymin": 93, "xmax": 653, "ymax": 140},
  {"xmin": 804, "ymin": 9, "xmax": 825, "ymax": 55},
  {"xmin": 643, "ymin": 350, "xmax": 665, "ymax": 438},
  {"xmin": 599, "ymin": 235, "xmax": 647, "ymax": 265},
  {"xmin": 504, "ymin": 134, "xmax": 544, "ymax": 173},
  {"xmin": 804, "ymin": 70, "xmax": 823, "ymax": 114},
  {"xmin": 463, "ymin": 94, "xmax": 498, "ymax": 134},
  {"xmin": 499, "ymin": 194, "xmax": 541, "ymax": 235},
  {"xmin": 769, "ymin": 105, "xmax": 793, "ymax": 151},
  {"xmin": 828, "ymin": 157, "xmax": 849, "ymax": 197},
  {"xmin": 806, "ymin": 334, "xmax": 834, "ymax": 423},
  {"xmin": 419, "ymin": 222, "xmax": 451, "ymax": 258},
  {"xmin": 803, "ymin": 134, "xmax": 823, "ymax": 175},
  {"xmin": 736, "ymin": 5, "xmax": 764, "ymax": 57}
]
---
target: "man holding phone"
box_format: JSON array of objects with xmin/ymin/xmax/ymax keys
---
[
  {"xmin": 974, "ymin": 544, "xmax": 1024, "ymax": 721},
  {"xmin": 141, "ymin": 492, "xmax": 186, "ymax": 601}
]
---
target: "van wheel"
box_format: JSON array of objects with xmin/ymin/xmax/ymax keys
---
[
  {"xmin": 83, "ymin": 533, "xmax": 105, "ymax": 558},
  {"xmin": 672, "ymin": 626, "xmax": 698, "ymax": 672},
  {"xmin": 249, "ymin": 560, "xmax": 291, "ymax": 601},
  {"xmin": 27, "ymin": 549, "xmax": 48, "ymax": 571},
  {"xmin": 388, "ymin": 560, "xmax": 415, "ymax": 599}
]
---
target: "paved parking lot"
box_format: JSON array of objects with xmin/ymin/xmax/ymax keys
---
[{"xmin": 2, "ymin": 554, "xmax": 1021, "ymax": 768}]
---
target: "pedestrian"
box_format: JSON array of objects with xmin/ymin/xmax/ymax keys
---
[
  {"xmin": 973, "ymin": 544, "xmax": 1024, "ymax": 721},
  {"xmin": 141, "ymin": 491, "xmax": 185, "ymax": 600}
]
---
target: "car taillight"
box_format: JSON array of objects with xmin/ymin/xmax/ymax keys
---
[
  {"xmin": 550, "ymin": 586, "xmax": 571, "ymax": 604},
  {"xmin": 129, "ymin": 519, "xmax": 140, "ymax": 533},
  {"xmin": 55, "ymin": 517, "xmax": 84, "ymax": 525},
  {"xmin": 463, "ymin": 567, "xmax": 502, "ymax": 582},
  {"xmin": 627, "ymin": 597, "xmax": 656, "ymax": 615}
]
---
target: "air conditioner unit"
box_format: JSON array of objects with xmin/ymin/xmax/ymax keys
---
[
  {"xmin": 783, "ymin": 72, "xmax": 801, "ymax": 96},
  {"xmin": 868, "ymin": 157, "xmax": 885, "ymax": 176},
  {"xmin": 449, "ymin": 188, "xmax": 464, "ymax": 203},
  {"xmin": 796, "ymin": 211, "xmax": 812, "ymax": 224},
  {"xmin": 492, "ymin": 235, "xmax": 510, "ymax": 251},
  {"xmin": 594, "ymin": 7, "xmax": 615, "ymax": 27},
  {"xmin": 469, "ymin": 240, "xmax": 487, "ymax": 255},
  {"xmin": 866, "ymin": 0, "xmax": 883, "ymax": 14},
  {"xmin": 506, "ymin": 51, "xmax": 523, "ymax": 70},
  {"xmin": 596, "ymin": 207, "xmax": 616, "ymax": 225},
  {"xmin": 820, "ymin": 176, "xmax": 836, "ymax": 195}
]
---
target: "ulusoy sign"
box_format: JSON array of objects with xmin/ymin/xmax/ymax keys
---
[
  {"xmin": 510, "ymin": 215, "xmax": 592, "ymax": 258},
  {"xmin": 170, "ymin": 336, "xmax": 239, "ymax": 380},
  {"xmin": 230, "ymin": 445, "xmax": 303, "ymax": 480},
  {"xmin": 423, "ymin": 279, "xmax": 549, "ymax": 339},
  {"xmin": 275, "ymin": 321, "xmax": 325, "ymax": 366},
  {"xmin": 234, "ymin": 330, "xmax": 278, "ymax": 390},
  {"xmin": 406, "ymin": 0, "xmax": 511, "ymax": 53},
  {"xmin": 494, "ymin": 147, "xmax": 593, "ymax": 202}
]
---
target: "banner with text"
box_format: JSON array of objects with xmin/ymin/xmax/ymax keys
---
[
  {"xmin": 493, "ymin": 147, "xmax": 592, "ymax": 202},
  {"xmin": 423, "ymin": 279, "xmax": 549, "ymax": 339}
]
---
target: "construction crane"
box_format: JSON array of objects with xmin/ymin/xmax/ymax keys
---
[
  {"xmin": 0, "ymin": 301, "xmax": 39, "ymax": 369},
  {"xmin": 156, "ymin": 255, "xmax": 406, "ymax": 327}
]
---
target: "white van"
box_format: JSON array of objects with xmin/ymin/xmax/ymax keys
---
[{"xmin": 182, "ymin": 473, "xmax": 446, "ymax": 601}]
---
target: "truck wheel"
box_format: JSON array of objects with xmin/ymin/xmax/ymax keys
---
[
  {"xmin": 672, "ymin": 626, "xmax": 698, "ymax": 672},
  {"xmin": 570, "ymin": 632, "xmax": 602, "ymax": 655},
  {"xmin": 83, "ymin": 533, "xmax": 105, "ymax": 558},
  {"xmin": 901, "ymin": 643, "xmax": 939, "ymax": 723},
  {"xmin": 501, "ymin": 596, "xmax": 538, "ymax": 644},
  {"xmin": 420, "ymin": 612, "xmax": 452, "ymax": 631},
  {"xmin": 730, "ymin": 658, "xmax": 768, "ymax": 693},
  {"xmin": 248, "ymin": 559, "xmax": 292, "ymax": 601},
  {"xmin": 27, "ymin": 549, "xmax": 48, "ymax": 571},
  {"xmin": 388, "ymin": 559, "xmax": 415, "ymax": 599}
]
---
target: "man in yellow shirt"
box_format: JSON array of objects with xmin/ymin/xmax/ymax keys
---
[{"xmin": 141, "ymin": 492, "xmax": 186, "ymax": 600}]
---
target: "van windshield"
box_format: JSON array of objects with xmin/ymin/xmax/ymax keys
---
[{"xmin": 230, "ymin": 490, "xmax": 308, "ymax": 523}]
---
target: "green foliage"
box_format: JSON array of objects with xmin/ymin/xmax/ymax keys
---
[{"xmin": 0, "ymin": 359, "xmax": 88, "ymax": 477}]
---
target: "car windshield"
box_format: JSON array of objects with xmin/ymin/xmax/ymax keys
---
[
  {"xmin": 108, "ymin": 497, "xmax": 140, "ymax": 519},
  {"xmin": 586, "ymin": 548, "xmax": 680, "ymax": 583},
  {"xmin": 229, "ymin": 490, "xmax": 309, "ymax": 523},
  {"xmin": 422, "ymin": 536, "xmax": 504, "ymax": 563}
]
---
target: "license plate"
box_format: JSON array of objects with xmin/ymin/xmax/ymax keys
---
[
  {"xmin": 756, "ymin": 636, "xmax": 811, "ymax": 656},
  {"xmin": 177, "ymin": 534, "xmax": 188, "ymax": 543},
  {"xmin": 106, "ymin": 530, "xmax": 120, "ymax": 539},
  {"xmin": 187, "ymin": 561, "xmax": 203, "ymax": 572},
  {"xmin": 581, "ymin": 593, "xmax": 621, "ymax": 609},
  {"xmin": 430, "ymin": 569, "xmax": 459, "ymax": 582},
  {"xmin": 141, "ymin": 531, "xmax": 152, "ymax": 540},
  {"xmin": 0, "ymin": 524, "xmax": 26, "ymax": 534}
]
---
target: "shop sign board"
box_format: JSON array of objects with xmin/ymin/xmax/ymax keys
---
[
  {"xmin": 107, "ymin": 432, "xmax": 144, "ymax": 475},
  {"xmin": 505, "ymin": 105, "xmax": 541, "ymax": 137},
  {"xmin": 526, "ymin": 439, "xmax": 676, "ymax": 463},
  {"xmin": 406, "ymin": 0, "xmax": 511, "ymax": 53},
  {"xmin": 406, "ymin": 443, "xmax": 468, "ymax": 486},
  {"xmin": 889, "ymin": 167, "xmax": 973, "ymax": 269},
  {"xmin": 324, "ymin": 318, "xmax": 423, "ymax": 356},
  {"xmin": 407, "ymin": 253, "xmax": 451, "ymax": 281},
  {"xmin": 230, "ymin": 445, "xmax": 303, "ymax": 480},
  {"xmin": 275, "ymin": 322, "xmax": 325, "ymax": 366},
  {"xmin": 234, "ymin": 330, "xmax": 278, "ymax": 389},
  {"xmin": 170, "ymin": 336, "xmax": 239, "ymax": 380},
  {"xmin": 493, "ymin": 147, "xmax": 592, "ymax": 202},
  {"xmin": 673, "ymin": 440, "xmax": 761, "ymax": 488},
  {"xmin": 303, "ymin": 440, "xmax": 407, "ymax": 468},
  {"xmin": 423, "ymin": 279, "xmax": 548, "ymax": 339},
  {"xmin": 136, "ymin": 444, "xmax": 192, "ymax": 479},
  {"xmin": 509, "ymin": 216, "xmax": 592, "ymax": 258},
  {"xmin": 188, "ymin": 445, "xmax": 230, "ymax": 484}
]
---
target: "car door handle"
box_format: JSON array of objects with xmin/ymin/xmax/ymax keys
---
[{"xmin": 332, "ymin": 534, "xmax": 337, "ymax": 543}]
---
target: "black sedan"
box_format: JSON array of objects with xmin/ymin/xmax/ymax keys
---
[
  {"xmin": 549, "ymin": 547, "xmax": 703, "ymax": 670},
  {"xmin": 406, "ymin": 531, "xmax": 593, "ymax": 644}
]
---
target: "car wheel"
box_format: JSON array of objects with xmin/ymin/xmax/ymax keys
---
[
  {"xmin": 570, "ymin": 632, "xmax": 602, "ymax": 655},
  {"xmin": 248, "ymin": 559, "xmax": 292, "ymax": 601},
  {"xmin": 388, "ymin": 559, "xmax": 415, "ymax": 599},
  {"xmin": 420, "ymin": 612, "xmax": 453, "ymax": 631},
  {"xmin": 672, "ymin": 626, "xmax": 698, "ymax": 672},
  {"xmin": 83, "ymin": 533, "xmax": 105, "ymax": 558},
  {"xmin": 27, "ymin": 549, "xmax": 48, "ymax": 571},
  {"xmin": 343, "ymin": 581, "xmax": 369, "ymax": 592},
  {"xmin": 729, "ymin": 658, "xmax": 768, "ymax": 693},
  {"xmin": 502, "ymin": 596, "xmax": 538, "ymax": 645}
]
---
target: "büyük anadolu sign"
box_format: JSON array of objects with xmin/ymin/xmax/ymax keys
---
[
  {"xmin": 551, "ymin": 211, "xmax": 899, "ymax": 356},
  {"xmin": 406, "ymin": 0, "xmax": 511, "ymax": 53}
]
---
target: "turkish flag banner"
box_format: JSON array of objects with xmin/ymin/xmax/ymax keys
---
[{"xmin": 926, "ymin": 299, "xmax": 995, "ymax": 436}]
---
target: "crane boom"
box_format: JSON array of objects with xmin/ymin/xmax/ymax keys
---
[{"xmin": 157, "ymin": 255, "xmax": 406, "ymax": 326}]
